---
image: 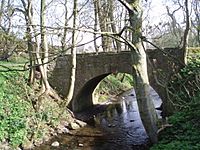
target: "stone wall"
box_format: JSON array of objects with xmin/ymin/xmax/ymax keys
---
[{"xmin": 49, "ymin": 48, "xmax": 184, "ymax": 112}]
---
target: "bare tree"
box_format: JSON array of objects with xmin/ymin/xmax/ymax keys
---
[
  {"xmin": 109, "ymin": 0, "xmax": 122, "ymax": 52},
  {"xmin": 0, "ymin": 0, "xmax": 5, "ymax": 25},
  {"xmin": 118, "ymin": 0, "xmax": 158, "ymax": 144},
  {"xmin": 19, "ymin": 0, "xmax": 36, "ymax": 84},
  {"xmin": 96, "ymin": 0, "xmax": 112, "ymax": 52},
  {"xmin": 18, "ymin": 0, "xmax": 60, "ymax": 100},
  {"xmin": 181, "ymin": 0, "xmax": 190, "ymax": 64},
  {"xmin": 93, "ymin": 0, "xmax": 99, "ymax": 53},
  {"xmin": 63, "ymin": 0, "xmax": 78, "ymax": 107},
  {"xmin": 61, "ymin": 0, "xmax": 68, "ymax": 51},
  {"xmin": 39, "ymin": 0, "xmax": 52, "ymax": 94},
  {"xmin": 191, "ymin": 0, "xmax": 200, "ymax": 46}
]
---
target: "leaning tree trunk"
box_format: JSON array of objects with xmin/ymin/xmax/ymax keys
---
[
  {"xmin": 131, "ymin": 42, "xmax": 158, "ymax": 144},
  {"xmin": 119, "ymin": 0, "xmax": 158, "ymax": 144}
]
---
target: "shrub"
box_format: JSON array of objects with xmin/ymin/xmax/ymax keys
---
[
  {"xmin": 151, "ymin": 54, "xmax": 200, "ymax": 150},
  {"xmin": 168, "ymin": 55, "xmax": 200, "ymax": 110}
]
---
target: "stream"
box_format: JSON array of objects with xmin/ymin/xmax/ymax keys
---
[{"xmin": 35, "ymin": 88, "xmax": 162, "ymax": 150}]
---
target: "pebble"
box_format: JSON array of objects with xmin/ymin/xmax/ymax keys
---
[
  {"xmin": 108, "ymin": 123, "xmax": 116, "ymax": 127},
  {"xmin": 78, "ymin": 143, "xmax": 84, "ymax": 147},
  {"xmin": 51, "ymin": 141, "xmax": 60, "ymax": 147},
  {"xmin": 75, "ymin": 119, "xmax": 87, "ymax": 127},
  {"xmin": 34, "ymin": 139, "xmax": 43, "ymax": 146},
  {"xmin": 63, "ymin": 127, "xmax": 70, "ymax": 133},
  {"xmin": 69, "ymin": 122, "xmax": 80, "ymax": 130},
  {"xmin": 108, "ymin": 124, "xmax": 112, "ymax": 127}
]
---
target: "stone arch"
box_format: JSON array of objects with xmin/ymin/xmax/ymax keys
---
[
  {"xmin": 72, "ymin": 73, "xmax": 110, "ymax": 112},
  {"xmin": 71, "ymin": 72, "xmax": 162, "ymax": 113},
  {"xmin": 49, "ymin": 49, "xmax": 183, "ymax": 115}
]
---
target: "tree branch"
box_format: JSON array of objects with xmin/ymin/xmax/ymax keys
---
[{"xmin": 117, "ymin": 0, "xmax": 134, "ymax": 12}]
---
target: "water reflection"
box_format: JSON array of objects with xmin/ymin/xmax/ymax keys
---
[
  {"xmin": 35, "ymin": 88, "xmax": 161, "ymax": 150},
  {"xmin": 98, "ymin": 95, "xmax": 147, "ymax": 136},
  {"xmin": 77, "ymin": 89, "xmax": 150, "ymax": 149}
]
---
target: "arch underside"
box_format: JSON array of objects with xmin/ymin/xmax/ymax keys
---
[
  {"xmin": 72, "ymin": 72, "xmax": 163, "ymax": 113},
  {"xmin": 72, "ymin": 73, "xmax": 110, "ymax": 112}
]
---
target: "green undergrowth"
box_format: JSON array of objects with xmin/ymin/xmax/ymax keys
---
[
  {"xmin": 151, "ymin": 98, "xmax": 200, "ymax": 150},
  {"xmin": 0, "ymin": 70, "xmax": 32, "ymax": 147},
  {"xmin": 151, "ymin": 54, "xmax": 200, "ymax": 150},
  {"xmin": 188, "ymin": 47, "xmax": 200, "ymax": 55},
  {"xmin": 94, "ymin": 73, "xmax": 134, "ymax": 102},
  {"xmin": 0, "ymin": 63, "xmax": 71, "ymax": 149},
  {"xmin": 168, "ymin": 54, "xmax": 200, "ymax": 109},
  {"xmin": 0, "ymin": 60, "xmax": 27, "ymax": 72}
]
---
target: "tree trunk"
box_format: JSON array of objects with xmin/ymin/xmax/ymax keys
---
[
  {"xmin": 27, "ymin": 0, "xmax": 35, "ymax": 84},
  {"xmin": 19, "ymin": 0, "xmax": 36, "ymax": 85},
  {"xmin": 61, "ymin": 0, "xmax": 68, "ymax": 52},
  {"xmin": 93, "ymin": 0, "xmax": 98, "ymax": 54},
  {"xmin": 0, "ymin": 0, "xmax": 5, "ymax": 24},
  {"xmin": 124, "ymin": 10, "xmax": 129, "ymax": 51},
  {"xmin": 118, "ymin": 0, "xmax": 158, "ymax": 144},
  {"xmin": 27, "ymin": 33, "xmax": 35, "ymax": 84},
  {"xmin": 64, "ymin": 0, "xmax": 77, "ymax": 106},
  {"xmin": 181, "ymin": 0, "xmax": 190, "ymax": 65},
  {"xmin": 132, "ymin": 45, "xmax": 158, "ymax": 144},
  {"xmin": 109, "ymin": 0, "xmax": 121, "ymax": 52},
  {"xmin": 96, "ymin": 0, "xmax": 112, "ymax": 52},
  {"xmin": 191, "ymin": 0, "xmax": 200, "ymax": 46},
  {"xmin": 40, "ymin": 0, "xmax": 52, "ymax": 93}
]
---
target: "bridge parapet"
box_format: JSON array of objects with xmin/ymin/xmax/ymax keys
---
[{"xmin": 49, "ymin": 48, "xmax": 184, "ymax": 112}]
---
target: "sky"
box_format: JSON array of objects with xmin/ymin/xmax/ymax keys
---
[
  {"xmin": 10, "ymin": 0, "xmax": 184, "ymax": 49},
  {"xmin": 148, "ymin": 0, "xmax": 166, "ymax": 24},
  {"xmin": 80, "ymin": 0, "xmax": 169, "ymax": 49}
]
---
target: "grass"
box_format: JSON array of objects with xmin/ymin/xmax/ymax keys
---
[{"xmin": 0, "ymin": 60, "xmax": 27, "ymax": 72}]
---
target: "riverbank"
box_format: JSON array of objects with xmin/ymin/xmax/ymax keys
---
[
  {"xmin": 35, "ymin": 89, "xmax": 152, "ymax": 150},
  {"xmin": 151, "ymin": 54, "xmax": 200, "ymax": 150},
  {"xmin": 0, "ymin": 68, "xmax": 88, "ymax": 150},
  {"xmin": 1, "ymin": 54, "xmax": 200, "ymax": 149},
  {"xmin": 0, "ymin": 62, "xmax": 134, "ymax": 149},
  {"xmin": 151, "ymin": 103, "xmax": 200, "ymax": 150}
]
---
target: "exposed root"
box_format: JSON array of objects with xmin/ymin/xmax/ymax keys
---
[
  {"xmin": 37, "ymin": 87, "xmax": 62, "ymax": 102},
  {"xmin": 40, "ymin": 88, "xmax": 75, "ymax": 118},
  {"xmin": 157, "ymin": 123, "xmax": 173, "ymax": 134},
  {"xmin": 67, "ymin": 108, "xmax": 75, "ymax": 118}
]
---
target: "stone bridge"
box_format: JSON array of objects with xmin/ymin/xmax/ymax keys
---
[{"xmin": 49, "ymin": 49, "xmax": 183, "ymax": 112}]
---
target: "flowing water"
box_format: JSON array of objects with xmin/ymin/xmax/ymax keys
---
[{"xmin": 35, "ymin": 88, "xmax": 162, "ymax": 150}]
